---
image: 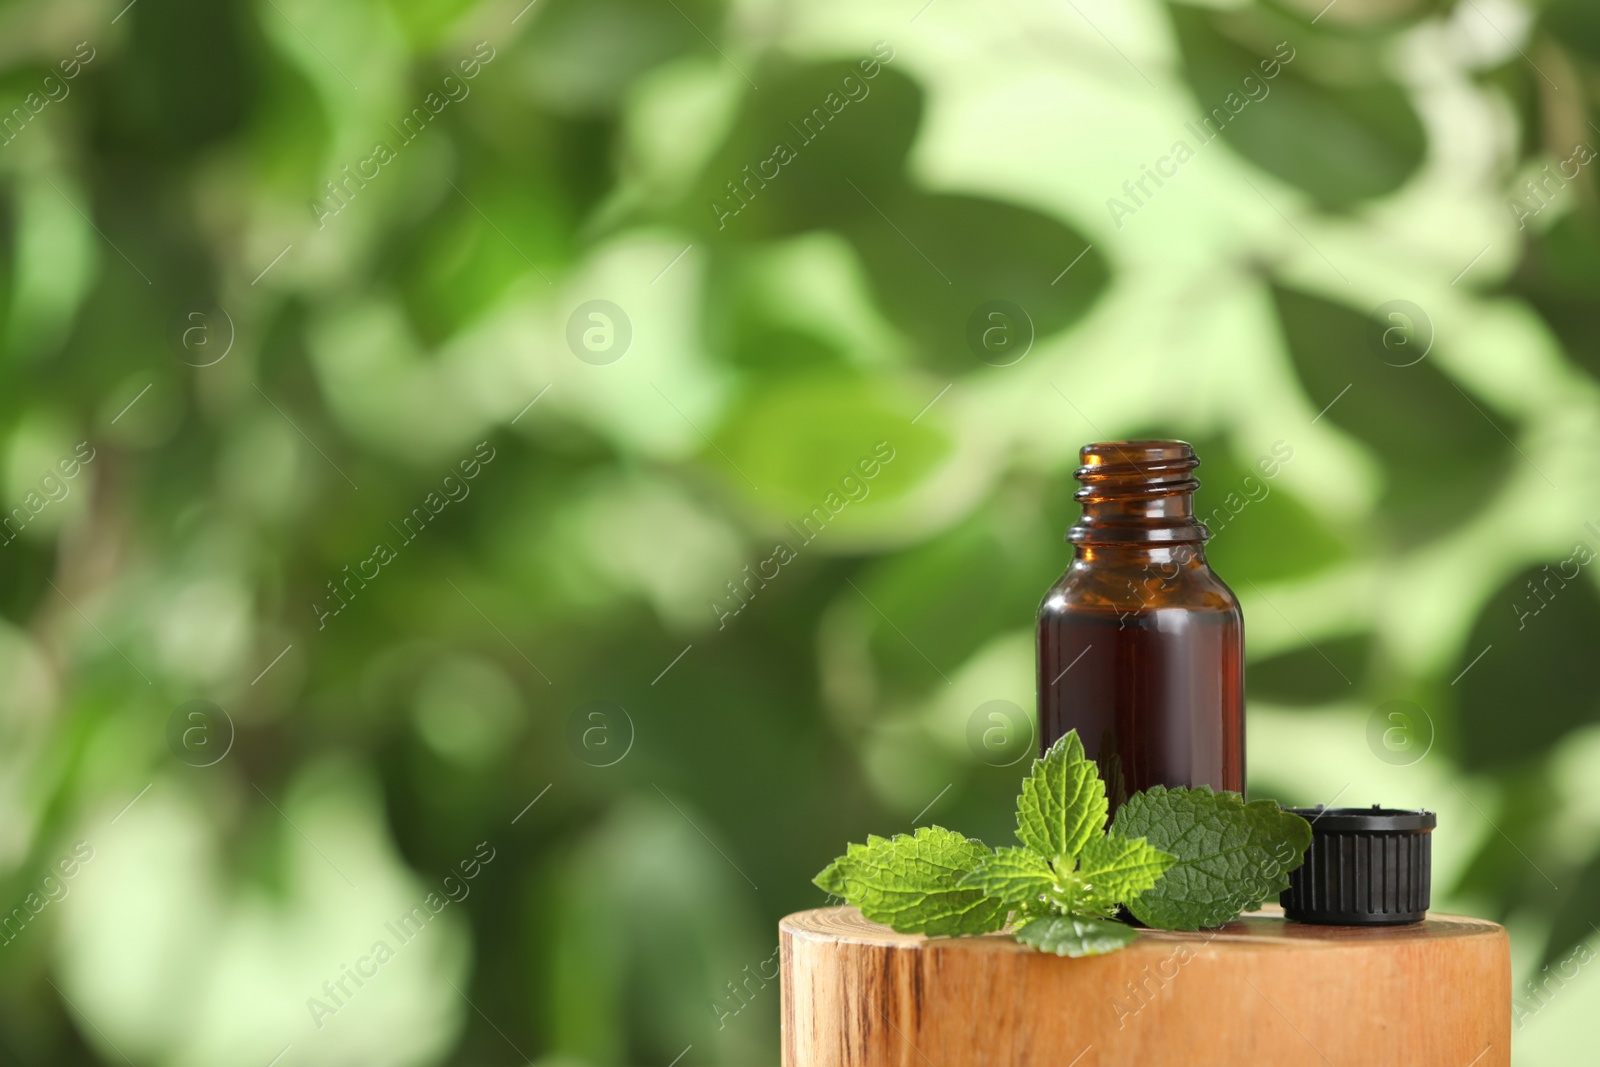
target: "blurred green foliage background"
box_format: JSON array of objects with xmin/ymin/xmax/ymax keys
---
[{"xmin": 1, "ymin": 0, "xmax": 1598, "ymax": 1062}]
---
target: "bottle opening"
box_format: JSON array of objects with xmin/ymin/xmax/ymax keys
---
[{"xmin": 1068, "ymin": 439, "xmax": 1209, "ymax": 544}]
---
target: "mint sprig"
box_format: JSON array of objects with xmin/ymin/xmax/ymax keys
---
[
  {"xmin": 1014, "ymin": 730, "xmax": 1108, "ymax": 864},
  {"xmin": 1014, "ymin": 915, "xmax": 1137, "ymax": 956},
  {"xmin": 812, "ymin": 732, "xmax": 1312, "ymax": 956},
  {"xmin": 814, "ymin": 825, "xmax": 1008, "ymax": 935},
  {"xmin": 1111, "ymin": 785, "xmax": 1313, "ymax": 930},
  {"xmin": 969, "ymin": 733, "xmax": 1173, "ymax": 925}
]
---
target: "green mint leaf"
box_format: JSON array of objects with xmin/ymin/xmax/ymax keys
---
[
  {"xmin": 1015, "ymin": 732, "xmax": 1107, "ymax": 866},
  {"xmin": 958, "ymin": 846, "xmax": 1056, "ymax": 908},
  {"xmin": 1014, "ymin": 916, "xmax": 1138, "ymax": 957},
  {"xmin": 1110, "ymin": 786, "xmax": 1312, "ymax": 930},
  {"xmin": 814, "ymin": 854, "xmax": 852, "ymax": 898},
  {"xmin": 1075, "ymin": 833, "xmax": 1177, "ymax": 912},
  {"xmin": 811, "ymin": 825, "xmax": 1008, "ymax": 936}
]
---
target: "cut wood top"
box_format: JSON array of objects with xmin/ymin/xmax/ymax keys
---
[
  {"xmin": 782, "ymin": 904, "xmax": 1504, "ymax": 953},
  {"xmin": 780, "ymin": 906, "xmax": 1511, "ymax": 1066}
]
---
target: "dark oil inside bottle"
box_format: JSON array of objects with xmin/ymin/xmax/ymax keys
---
[
  {"xmin": 1036, "ymin": 440, "xmax": 1245, "ymax": 809},
  {"xmin": 1038, "ymin": 607, "xmax": 1242, "ymax": 808}
]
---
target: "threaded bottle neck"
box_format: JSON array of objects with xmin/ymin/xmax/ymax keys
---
[{"xmin": 1067, "ymin": 440, "xmax": 1210, "ymax": 545}]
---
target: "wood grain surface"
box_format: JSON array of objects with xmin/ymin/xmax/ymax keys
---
[{"xmin": 780, "ymin": 906, "xmax": 1509, "ymax": 1067}]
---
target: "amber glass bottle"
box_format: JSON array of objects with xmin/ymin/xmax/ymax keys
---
[{"xmin": 1037, "ymin": 440, "xmax": 1244, "ymax": 809}]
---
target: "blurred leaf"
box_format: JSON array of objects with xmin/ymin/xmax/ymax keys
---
[
  {"xmin": 1544, "ymin": 0, "xmax": 1600, "ymax": 67},
  {"xmin": 1447, "ymin": 765, "xmax": 1561, "ymax": 918},
  {"xmin": 109, "ymin": 0, "xmax": 258, "ymax": 155},
  {"xmin": 697, "ymin": 248, "xmax": 861, "ymax": 375},
  {"xmin": 248, "ymin": 47, "xmax": 332, "ymax": 191},
  {"xmin": 0, "ymin": 188, "xmax": 13, "ymax": 351},
  {"xmin": 538, "ymin": 801, "xmax": 773, "ymax": 1064},
  {"xmin": 1452, "ymin": 562, "xmax": 1600, "ymax": 772},
  {"xmin": 1506, "ymin": 212, "xmax": 1600, "ymax": 384},
  {"xmin": 848, "ymin": 190, "xmax": 1108, "ymax": 373},
  {"xmin": 1539, "ymin": 847, "xmax": 1600, "ymax": 969},
  {"xmin": 1261, "ymin": 0, "xmax": 1452, "ymax": 33},
  {"xmin": 1190, "ymin": 436, "xmax": 1349, "ymax": 584},
  {"xmin": 682, "ymin": 61, "xmax": 1108, "ymax": 370},
  {"xmin": 522, "ymin": 0, "xmax": 727, "ymax": 115},
  {"xmin": 382, "ymin": 0, "xmax": 480, "ymax": 48},
  {"xmin": 1247, "ymin": 632, "xmax": 1372, "ymax": 705},
  {"xmin": 1170, "ymin": 5, "xmax": 1424, "ymax": 208},
  {"xmin": 1475, "ymin": 57, "xmax": 1543, "ymax": 160},
  {"xmin": 712, "ymin": 371, "xmax": 948, "ymax": 516},
  {"xmin": 682, "ymin": 61, "xmax": 922, "ymax": 238},
  {"xmin": 397, "ymin": 165, "xmax": 567, "ymax": 342},
  {"xmin": 1269, "ymin": 284, "xmax": 1514, "ymax": 541},
  {"xmin": 855, "ymin": 507, "xmax": 1057, "ymax": 687},
  {"xmin": 728, "ymin": 323, "xmax": 850, "ymax": 376}
]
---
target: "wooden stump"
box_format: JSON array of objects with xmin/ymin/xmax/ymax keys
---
[{"xmin": 781, "ymin": 906, "xmax": 1509, "ymax": 1066}]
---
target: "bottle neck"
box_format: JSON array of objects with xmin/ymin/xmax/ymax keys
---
[
  {"xmin": 1067, "ymin": 440, "xmax": 1210, "ymax": 547},
  {"xmin": 1073, "ymin": 543, "xmax": 1209, "ymax": 568}
]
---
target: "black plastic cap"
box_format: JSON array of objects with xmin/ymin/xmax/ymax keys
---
[{"xmin": 1280, "ymin": 805, "xmax": 1436, "ymax": 926}]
